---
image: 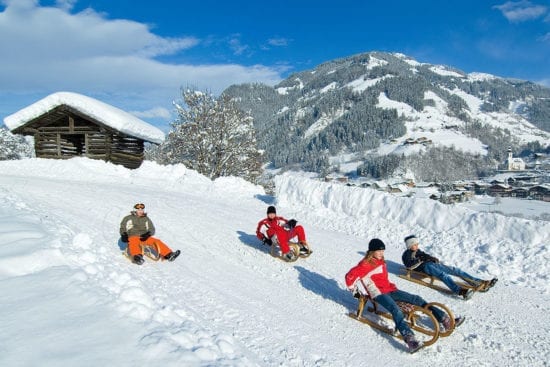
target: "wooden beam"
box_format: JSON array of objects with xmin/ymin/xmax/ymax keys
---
[{"xmin": 69, "ymin": 116, "xmax": 74, "ymax": 133}]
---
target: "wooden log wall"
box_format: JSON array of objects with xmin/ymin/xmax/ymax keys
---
[{"xmin": 17, "ymin": 110, "xmax": 148, "ymax": 169}]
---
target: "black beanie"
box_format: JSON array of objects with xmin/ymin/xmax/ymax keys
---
[
  {"xmin": 368, "ymin": 238, "xmax": 386, "ymax": 252},
  {"xmin": 267, "ymin": 206, "xmax": 276, "ymax": 215}
]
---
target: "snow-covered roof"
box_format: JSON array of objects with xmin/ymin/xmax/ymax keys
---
[{"xmin": 3, "ymin": 92, "xmax": 165, "ymax": 144}]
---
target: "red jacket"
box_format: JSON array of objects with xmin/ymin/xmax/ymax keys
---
[
  {"xmin": 256, "ymin": 216, "xmax": 288, "ymax": 240},
  {"xmin": 345, "ymin": 258, "xmax": 397, "ymax": 298}
]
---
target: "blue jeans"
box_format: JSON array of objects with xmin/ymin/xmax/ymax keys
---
[
  {"xmin": 375, "ymin": 290, "xmax": 446, "ymax": 337},
  {"xmin": 422, "ymin": 262, "xmax": 483, "ymax": 294}
]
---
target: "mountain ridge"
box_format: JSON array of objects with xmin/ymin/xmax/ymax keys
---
[{"xmin": 224, "ymin": 51, "xmax": 550, "ymax": 179}]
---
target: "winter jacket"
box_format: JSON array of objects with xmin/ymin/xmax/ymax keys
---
[
  {"xmin": 256, "ymin": 216, "xmax": 288, "ymax": 240},
  {"xmin": 119, "ymin": 212, "xmax": 156, "ymax": 237},
  {"xmin": 345, "ymin": 258, "xmax": 398, "ymax": 298},
  {"xmin": 402, "ymin": 249, "xmax": 438, "ymax": 271}
]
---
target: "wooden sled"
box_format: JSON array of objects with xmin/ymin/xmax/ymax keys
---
[
  {"xmin": 122, "ymin": 242, "xmax": 162, "ymax": 262},
  {"xmin": 348, "ymin": 294, "xmax": 458, "ymax": 347},
  {"xmin": 270, "ymin": 241, "xmax": 301, "ymax": 262},
  {"xmin": 398, "ymin": 267, "xmax": 487, "ymax": 295}
]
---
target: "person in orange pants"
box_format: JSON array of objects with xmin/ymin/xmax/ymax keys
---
[{"xmin": 119, "ymin": 203, "xmax": 180, "ymax": 265}]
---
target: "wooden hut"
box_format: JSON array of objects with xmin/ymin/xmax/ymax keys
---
[{"xmin": 3, "ymin": 92, "xmax": 165, "ymax": 169}]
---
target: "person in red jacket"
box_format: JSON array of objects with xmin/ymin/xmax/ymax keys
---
[
  {"xmin": 256, "ymin": 206, "xmax": 310, "ymax": 261},
  {"xmin": 345, "ymin": 238, "xmax": 461, "ymax": 352}
]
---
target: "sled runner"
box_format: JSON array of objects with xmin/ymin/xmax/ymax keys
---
[
  {"xmin": 398, "ymin": 267, "xmax": 489, "ymax": 295},
  {"xmin": 122, "ymin": 242, "xmax": 162, "ymax": 262},
  {"xmin": 263, "ymin": 238, "xmax": 312, "ymax": 262},
  {"xmin": 348, "ymin": 293, "xmax": 459, "ymax": 350}
]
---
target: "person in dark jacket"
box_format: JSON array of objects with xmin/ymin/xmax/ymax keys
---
[
  {"xmin": 120, "ymin": 203, "xmax": 180, "ymax": 265},
  {"xmin": 402, "ymin": 235, "xmax": 497, "ymax": 299}
]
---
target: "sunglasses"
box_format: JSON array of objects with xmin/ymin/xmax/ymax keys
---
[{"xmin": 134, "ymin": 204, "xmax": 145, "ymax": 209}]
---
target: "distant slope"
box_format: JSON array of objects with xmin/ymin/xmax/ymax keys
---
[{"xmin": 224, "ymin": 51, "xmax": 550, "ymax": 175}]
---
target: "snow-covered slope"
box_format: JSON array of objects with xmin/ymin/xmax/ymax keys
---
[{"xmin": 0, "ymin": 158, "xmax": 548, "ymax": 366}]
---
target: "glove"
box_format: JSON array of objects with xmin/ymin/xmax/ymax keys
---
[
  {"xmin": 428, "ymin": 256, "xmax": 440, "ymax": 263},
  {"xmin": 262, "ymin": 237, "xmax": 273, "ymax": 246},
  {"xmin": 120, "ymin": 233, "xmax": 129, "ymax": 243},
  {"xmin": 287, "ymin": 219, "xmax": 297, "ymax": 229},
  {"xmin": 139, "ymin": 231, "xmax": 151, "ymax": 241}
]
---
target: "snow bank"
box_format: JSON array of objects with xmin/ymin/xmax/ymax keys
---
[{"xmin": 274, "ymin": 173, "xmax": 550, "ymax": 291}]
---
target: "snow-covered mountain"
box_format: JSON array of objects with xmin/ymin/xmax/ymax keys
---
[
  {"xmin": 224, "ymin": 51, "xmax": 550, "ymax": 175},
  {"xmin": 1, "ymin": 157, "xmax": 548, "ymax": 366}
]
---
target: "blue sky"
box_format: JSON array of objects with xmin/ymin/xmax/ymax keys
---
[{"xmin": 1, "ymin": 0, "xmax": 549, "ymax": 130}]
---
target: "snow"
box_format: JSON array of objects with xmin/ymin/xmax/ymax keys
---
[
  {"xmin": 1, "ymin": 158, "xmax": 549, "ymax": 366},
  {"xmin": 468, "ymin": 72, "xmax": 497, "ymax": 82},
  {"xmin": 346, "ymin": 75, "xmax": 391, "ymax": 93},
  {"xmin": 320, "ymin": 82, "xmax": 338, "ymax": 94},
  {"xmin": 303, "ymin": 108, "xmax": 345, "ymax": 139},
  {"xmin": 429, "ymin": 66, "xmax": 464, "ymax": 78},
  {"xmin": 3, "ymin": 92, "xmax": 165, "ymax": 144}
]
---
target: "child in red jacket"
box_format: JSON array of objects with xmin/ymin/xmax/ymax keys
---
[{"xmin": 256, "ymin": 206, "xmax": 310, "ymax": 261}]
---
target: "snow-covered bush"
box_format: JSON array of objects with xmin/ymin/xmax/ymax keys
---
[{"xmin": 0, "ymin": 127, "xmax": 34, "ymax": 160}]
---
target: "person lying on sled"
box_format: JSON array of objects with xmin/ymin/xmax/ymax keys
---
[
  {"xmin": 120, "ymin": 203, "xmax": 180, "ymax": 265},
  {"xmin": 256, "ymin": 205, "xmax": 311, "ymax": 262},
  {"xmin": 345, "ymin": 238, "xmax": 462, "ymax": 353},
  {"xmin": 402, "ymin": 234, "xmax": 497, "ymax": 299}
]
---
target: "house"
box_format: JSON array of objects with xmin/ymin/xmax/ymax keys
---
[
  {"xmin": 487, "ymin": 183, "xmax": 512, "ymax": 197},
  {"xmin": 511, "ymin": 187, "xmax": 529, "ymax": 198},
  {"xmin": 528, "ymin": 185, "xmax": 550, "ymax": 201},
  {"xmin": 3, "ymin": 92, "xmax": 165, "ymax": 169}
]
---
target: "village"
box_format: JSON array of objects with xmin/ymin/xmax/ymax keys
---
[{"xmin": 326, "ymin": 147, "xmax": 550, "ymax": 204}]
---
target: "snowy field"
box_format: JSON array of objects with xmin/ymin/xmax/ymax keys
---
[{"xmin": 0, "ymin": 158, "xmax": 549, "ymax": 366}]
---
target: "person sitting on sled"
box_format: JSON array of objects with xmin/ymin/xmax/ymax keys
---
[
  {"xmin": 119, "ymin": 203, "xmax": 180, "ymax": 265},
  {"xmin": 402, "ymin": 234, "xmax": 497, "ymax": 299},
  {"xmin": 256, "ymin": 205, "xmax": 311, "ymax": 262},
  {"xmin": 345, "ymin": 238, "xmax": 462, "ymax": 352}
]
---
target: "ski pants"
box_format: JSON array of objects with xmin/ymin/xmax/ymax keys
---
[
  {"xmin": 422, "ymin": 262, "xmax": 483, "ymax": 294},
  {"xmin": 269, "ymin": 225, "xmax": 306, "ymax": 254},
  {"xmin": 375, "ymin": 290, "xmax": 446, "ymax": 337},
  {"xmin": 128, "ymin": 236, "xmax": 172, "ymax": 257}
]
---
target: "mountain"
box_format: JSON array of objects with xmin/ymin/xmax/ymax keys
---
[
  {"xmin": 224, "ymin": 51, "xmax": 550, "ymax": 179},
  {"xmin": 0, "ymin": 158, "xmax": 549, "ymax": 366}
]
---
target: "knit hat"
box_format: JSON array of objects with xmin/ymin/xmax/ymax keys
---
[
  {"xmin": 368, "ymin": 238, "xmax": 386, "ymax": 252},
  {"xmin": 267, "ymin": 206, "xmax": 276, "ymax": 215},
  {"xmin": 404, "ymin": 235, "xmax": 419, "ymax": 249}
]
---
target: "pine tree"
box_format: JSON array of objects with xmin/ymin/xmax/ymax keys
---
[{"xmin": 154, "ymin": 89, "xmax": 263, "ymax": 182}]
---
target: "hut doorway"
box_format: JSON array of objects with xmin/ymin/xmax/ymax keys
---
[{"xmin": 61, "ymin": 133, "xmax": 86, "ymax": 156}]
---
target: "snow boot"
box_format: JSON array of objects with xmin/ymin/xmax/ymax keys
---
[
  {"xmin": 133, "ymin": 254, "xmax": 145, "ymax": 265},
  {"xmin": 441, "ymin": 315, "xmax": 465, "ymax": 332},
  {"xmin": 454, "ymin": 315, "xmax": 466, "ymax": 328},
  {"xmin": 164, "ymin": 250, "xmax": 181, "ymax": 262},
  {"xmin": 459, "ymin": 287, "xmax": 473, "ymax": 300},
  {"xmin": 284, "ymin": 251, "xmax": 297, "ymax": 262},
  {"xmin": 299, "ymin": 245, "xmax": 311, "ymax": 255},
  {"xmin": 404, "ymin": 334, "xmax": 423, "ymax": 353},
  {"xmin": 485, "ymin": 278, "xmax": 498, "ymax": 291}
]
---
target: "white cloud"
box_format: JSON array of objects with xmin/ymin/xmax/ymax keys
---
[
  {"xmin": 539, "ymin": 32, "xmax": 550, "ymax": 42},
  {"xmin": 228, "ymin": 36, "xmax": 249, "ymax": 55},
  {"xmin": 0, "ymin": 1, "xmax": 282, "ymax": 127},
  {"xmin": 129, "ymin": 107, "xmax": 172, "ymax": 120},
  {"xmin": 268, "ymin": 37, "xmax": 290, "ymax": 47},
  {"xmin": 493, "ymin": 0, "xmax": 548, "ymax": 22}
]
